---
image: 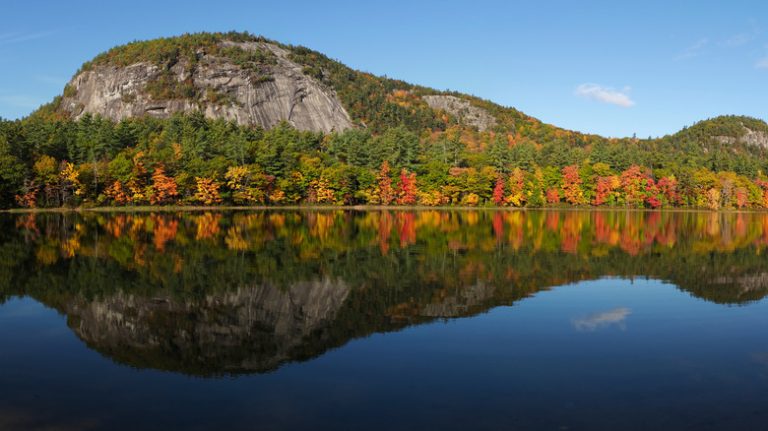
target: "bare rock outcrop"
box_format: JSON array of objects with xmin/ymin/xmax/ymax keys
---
[
  {"xmin": 59, "ymin": 41, "xmax": 354, "ymax": 133},
  {"xmin": 423, "ymin": 94, "xmax": 497, "ymax": 131},
  {"xmin": 714, "ymin": 126, "xmax": 768, "ymax": 148}
]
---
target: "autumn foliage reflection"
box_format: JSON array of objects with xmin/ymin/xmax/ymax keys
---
[{"xmin": 9, "ymin": 210, "xmax": 768, "ymax": 271}]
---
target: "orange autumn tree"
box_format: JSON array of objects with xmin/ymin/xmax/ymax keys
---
[
  {"xmin": 396, "ymin": 169, "xmax": 417, "ymax": 205},
  {"xmin": 105, "ymin": 180, "xmax": 130, "ymax": 205},
  {"xmin": 149, "ymin": 165, "xmax": 179, "ymax": 205},
  {"xmin": 505, "ymin": 168, "xmax": 526, "ymax": 207},
  {"xmin": 376, "ymin": 161, "xmax": 394, "ymax": 205},
  {"xmin": 561, "ymin": 165, "xmax": 585, "ymax": 205},
  {"xmin": 194, "ymin": 177, "xmax": 222, "ymax": 205}
]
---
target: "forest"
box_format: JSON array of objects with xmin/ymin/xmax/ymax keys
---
[
  {"xmin": 2, "ymin": 110, "xmax": 768, "ymax": 210},
  {"xmin": 2, "ymin": 32, "xmax": 768, "ymax": 210}
]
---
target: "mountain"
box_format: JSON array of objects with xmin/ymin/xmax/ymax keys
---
[
  {"xmin": 52, "ymin": 32, "xmax": 601, "ymax": 141},
  {"xmin": 50, "ymin": 32, "xmax": 768, "ymax": 151}
]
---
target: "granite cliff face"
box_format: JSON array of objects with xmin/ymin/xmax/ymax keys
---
[{"xmin": 59, "ymin": 40, "xmax": 354, "ymax": 132}]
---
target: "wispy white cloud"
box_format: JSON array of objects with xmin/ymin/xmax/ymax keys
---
[
  {"xmin": 720, "ymin": 33, "xmax": 753, "ymax": 48},
  {"xmin": 572, "ymin": 307, "xmax": 631, "ymax": 332},
  {"xmin": 0, "ymin": 95, "xmax": 43, "ymax": 109},
  {"xmin": 575, "ymin": 84, "xmax": 635, "ymax": 108},
  {"xmin": 0, "ymin": 31, "xmax": 55, "ymax": 47},
  {"xmin": 720, "ymin": 21, "xmax": 761, "ymax": 48},
  {"xmin": 676, "ymin": 38, "xmax": 709, "ymax": 60},
  {"xmin": 757, "ymin": 57, "xmax": 768, "ymax": 70}
]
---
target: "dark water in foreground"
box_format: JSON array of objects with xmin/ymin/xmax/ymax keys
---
[{"xmin": 1, "ymin": 209, "xmax": 768, "ymax": 430}]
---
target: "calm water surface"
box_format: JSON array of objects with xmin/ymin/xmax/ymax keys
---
[{"xmin": 1, "ymin": 210, "xmax": 768, "ymax": 430}]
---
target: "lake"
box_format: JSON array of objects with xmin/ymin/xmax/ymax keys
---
[{"xmin": 1, "ymin": 209, "xmax": 768, "ymax": 430}]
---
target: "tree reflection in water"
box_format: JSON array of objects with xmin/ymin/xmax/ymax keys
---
[{"xmin": 1, "ymin": 209, "xmax": 767, "ymax": 375}]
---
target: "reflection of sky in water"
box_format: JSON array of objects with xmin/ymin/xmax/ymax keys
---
[
  {"xmin": 572, "ymin": 307, "xmax": 631, "ymax": 331},
  {"xmin": 0, "ymin": 278, "xmax": 767, "ymax": 429}
]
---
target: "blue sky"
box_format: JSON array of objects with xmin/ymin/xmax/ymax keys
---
[{"xmin": 1, "ymin": 0, "xmax": 766, "ymax": 137}]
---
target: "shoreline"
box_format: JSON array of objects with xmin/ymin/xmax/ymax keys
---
[{"xmin": 2, "ymin": 205, "xmax": 766, "ymax": 214}]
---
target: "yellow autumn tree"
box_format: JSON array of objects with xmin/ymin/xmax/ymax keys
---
[
  {"xmin": 225, "ymin": 165, "xmax": 266, "ymax": 204},
  {"xmin": 59, "ymin": 162, "xmax": 84, "ymax": 204},
  {"xmin": 194, "ymin": 177, "xmax": 222, "ymax": 205}
]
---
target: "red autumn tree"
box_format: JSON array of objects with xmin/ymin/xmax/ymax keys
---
[
  {"xmin": 546, "ymin": 188, "xmax": 560, "ymax": 204},
  {"xmin": 644, "ymin": 177, "xmax": 661, "ymax": 208},
  {"xmin": 620, "ymin": 165, "xmax": 648, "ymax": 207},
  {"xmin": 396, "ymin": 169, "xmax": 418, "ymax": 205},
  {"xmin": 593, "ymin": 176, "xmax": 619, "ymax": 206},
  {"xmin": 492, "ymin": 176, "xmax": 505, "ymax": 206},
  {"xmin": 656, "ymin": 176, "xmax": 679, "ymax": 206}
]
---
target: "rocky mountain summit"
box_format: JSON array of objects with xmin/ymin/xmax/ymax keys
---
[{"xmin": 59, "ymin": 36, "xmax": 354, "ymax": 132}]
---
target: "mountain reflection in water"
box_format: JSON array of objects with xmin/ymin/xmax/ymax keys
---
[{"xmin": 2, "ymin": 209, "xmax": 768, "ymax": 376}]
